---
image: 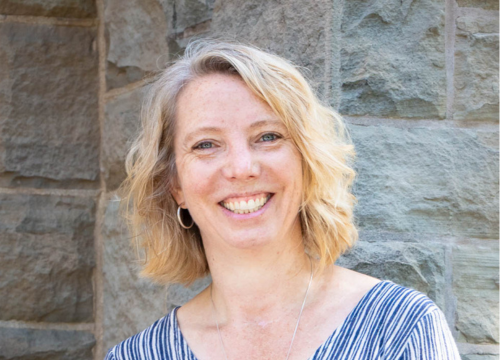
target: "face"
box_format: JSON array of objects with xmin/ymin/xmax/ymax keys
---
[{"xmin": 172, "ymin": 73, "xmax": 303, "ymax": 250}]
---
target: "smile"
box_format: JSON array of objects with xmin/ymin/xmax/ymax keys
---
[{"xmin": 220, "ymin": 193, "xmax": 272, "ymax": 214}]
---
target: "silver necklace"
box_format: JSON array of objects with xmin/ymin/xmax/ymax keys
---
[{"xmin": 210, "ymin": 257, "xmax": 314, "ymax": 360}]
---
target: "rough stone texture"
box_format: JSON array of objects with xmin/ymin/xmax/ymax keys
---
[
  {"xmin": 0, "ymin": 23, "xmax": 100, "ymax": 189},
  {"xmin": 103, "ymin": 194, "xmax": 167, "ymax": 352},
  {"xmin": 336, "ymin": 240, "xmax": 447, "ymax": 311},
  {"xmin": 454, "ymin": 10, "xmax": 499, "ymax": 121},
  {"xmin": 0, "ymin": 0, "xmax": 97, "ymax": 18},
  {"xmin": 453, "ymin": 244, "xmax": 499, "ymax": 344},
  {"xmin": 456, "ymin": 0, "xmax": 499, "ymax": 11},
  {"xmin": 340, "ymin": 0, "xmax": 447, "ymax": 119},
  {"xmin": 210, "ymin": 0, "xmax": 330, "ymax": 95},
  {"xmin": 105, "ymin": 0, "xmax": 169, "ymax": 89},
  {"xmin": 350, "ymin": 125, "xmax": 499, "ymax": 239},
  {"xmin": 168, "ymin": 0, "xmax": 214, "ymax": 55},
  {"xmin": 103, "ymin": 86, "xmax": 146, "ymax": 191},
  {"xmin": 173, "ymin": 0, "xmax": 213, "ymax": 34},
  {"xmin": 0, "ymin": 193, "xmax": 96, "ymax": 323},
  {"xmin": 0, "ymin": 327, "xmax": 95, "ymax": 360}
]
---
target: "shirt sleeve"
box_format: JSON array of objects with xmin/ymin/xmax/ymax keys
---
[
  {"xmin": 104, "ymin": 348, "xmax": 116, "ymax": 360},
  {"xmin": 399, "ymin": 308, "xmax": 461, "ymax": 360}
]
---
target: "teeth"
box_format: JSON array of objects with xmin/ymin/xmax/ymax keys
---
[{"xmin": 221, "ymin": 195, "xmax": 271, "ymax": 214}]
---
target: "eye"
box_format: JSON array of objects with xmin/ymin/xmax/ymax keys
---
[
  {"xmin": 194, "ymin": 141, "xmax": 214, "ymax": 150},
  {"xmin": 260, "ymin": 133, "xmax": 280, "ymax": 142}
]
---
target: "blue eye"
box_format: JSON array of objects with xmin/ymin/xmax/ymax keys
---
[
  {"xmin": 261, "ymin": 133, "xmax": 278, "ymax": 142},
  {"xmin": 195, "ymin": 142, "xmax": 214, "ymax": 149}
]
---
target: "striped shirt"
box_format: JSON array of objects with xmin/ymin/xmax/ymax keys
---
[{"xmin": 104, "ymin": 280, "xmax": 460, "ymax": 359}]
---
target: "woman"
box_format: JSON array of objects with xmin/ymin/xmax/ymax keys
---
[{"xmin": 105, "ymin": 40, "xmax": 460, "ymax": 359}]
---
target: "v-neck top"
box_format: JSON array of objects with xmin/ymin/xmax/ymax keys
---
[{"xmin": 104, "ymin": 280, "xmax": 460, "ymax": 360}]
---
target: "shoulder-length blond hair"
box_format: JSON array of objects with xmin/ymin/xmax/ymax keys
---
[{"xmin": 119, "ymin": 40, "xmax": 358, "ymax": 285}]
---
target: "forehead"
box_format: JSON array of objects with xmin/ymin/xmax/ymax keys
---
[{"xmin": 175, "ymin": 73, "xmax": 279, "ymax": 132}]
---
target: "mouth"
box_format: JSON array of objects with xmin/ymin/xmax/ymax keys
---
[{"xmin": 219, "ymin": 193, "xmax": 273, "ymax": 214}]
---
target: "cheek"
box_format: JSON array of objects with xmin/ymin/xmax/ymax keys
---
[
  {"xmin": 178, "ymin": 160, "xmax": 220, "ymax": 205},
  {"xmin": 266, "ymin": 147, "xmax": 303, "ymax": 193}
]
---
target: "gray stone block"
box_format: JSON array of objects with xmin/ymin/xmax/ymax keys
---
[
  {"xmin": 453, "ymin": 244, "xmax": 499, "ymax": 344},
  {"xmin": 106, "ymin": 62, "xmax": 146, "ymax": 91},
  {"xmin": 105, "ymin": 0, "xmax": 169, "ymax": 89},
  {"xmin": 167, "ymin": 0, "xmax": 213, "ymax": 56},
  {"xmin": 172, "ymin": 0, "xmax": 213, "ymax": 34},
  {"xmin": 210, "ymin": 0, "xmax": 331, "ymax": 95},
  {"xmin": 0, "ymin": 193, "xmax": 96, "ymax": 322},
  {"xmin": 0, "ymin": 0, "xmax": 96, "ymax": 18},
  {"xmin": 102, "ymin": 194, "xmax": 167, "ymax": 351},
  {"xmin": 336, "ymin": 240, "xmax": 447, "ymax": 311},
  {"xmin": 103, "ymin": 86, "xmax": 146, "ymax": 191},
  {"xmin": 350, "ymin": 125, "xmax": 499, "ymax": 239},
  {"xmin": 340, "ymin": 0, "xmax": 446, "ymax": 118},
  {"xmin": 0, "ymin": 327, "xmax": 95, "ymax": 360},
  {"xmin": 454, "ymin": 11, "xmax": 499, "ymax": 121},
  {"xmin": 0, "ymin": 23, "xmax": 99, "ymax": 189}
]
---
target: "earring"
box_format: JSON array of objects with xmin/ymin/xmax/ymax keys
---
[{"xmin": 177, "ymin": 206, "xmax": 194, "ymax": 229}]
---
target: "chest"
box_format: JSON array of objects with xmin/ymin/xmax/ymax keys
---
[{"xmin": 182, "ymin": 305, "xmax": 353, "ymax": 360}]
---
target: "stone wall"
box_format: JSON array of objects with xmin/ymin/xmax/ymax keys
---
[{"xmin": 0, "ymin": 0, "xmax": 497, "ymax": 359}]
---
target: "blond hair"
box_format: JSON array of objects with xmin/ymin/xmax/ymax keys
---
[{"xmin": 119, "ymin": 40, "xmax": 358, "ymax": 285}]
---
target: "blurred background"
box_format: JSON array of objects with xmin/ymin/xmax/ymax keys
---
[{"xmin": 0, "ymin": 0, "xmax": 498, "ymax": 359}]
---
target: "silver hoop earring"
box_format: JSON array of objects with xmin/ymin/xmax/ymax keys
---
[{"xmin": 177, "ymin": 206, "xmax": 194, "ymax": 229}]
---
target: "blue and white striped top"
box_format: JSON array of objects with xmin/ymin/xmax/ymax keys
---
[{"xmin": 105, "ymin": 280, "xmax": 460, "ymax": 359}]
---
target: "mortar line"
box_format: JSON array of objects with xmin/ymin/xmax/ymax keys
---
[
  {"xmin": 457, "ymin": 342, "xmax": 500, "ymax": 355},
  {"xmin": 0, "ymin": 320, "xmax": 94, "ymax": 332},
  {"xmin": 345, "ymin": 116, "xmax": 499, "ymax": 130},
  {"xmin": 104, "ymin": 76, "xmax": 156, "ymax": 102},
  {"xmin": 93, "ymin": 0, "xmax": 107, "ymax": 358},
  {"xmin": 0, "ymin": 14, "xmax": 97, "ymax": 27},
  {"xmin": 444, "ymin": 245, "xmax": 457, "ymax": 337},
  {"xmin": 457, "ymin": 7, "xmax": 500, "ymax": 17},
  {"xmin": 329, "ymin": 0, "xmax": 344, "ymax": 110},
  {"xmin": 323, "ymin": 0, "xmax": 332, "ymax": 104},
  {"xmin": 0, "ymin": 187, "xmax": 100, "ymax": 197},
  {"xmin": 445, "ymin": 0, "xmax": 457, "ymax": 120}
]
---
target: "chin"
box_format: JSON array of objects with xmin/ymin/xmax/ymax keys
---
[{"xmin": 222, "ymin": 230, "xmax": 277, "ymax": 250}]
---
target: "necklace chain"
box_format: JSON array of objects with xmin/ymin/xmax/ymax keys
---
[{"xmin": 210, "ymin": 257, "xmax": 314, "ymax": 360}]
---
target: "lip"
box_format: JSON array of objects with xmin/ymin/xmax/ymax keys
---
[{"xmin": 219, "ymin": 193, "xmax": 274, "ymax": 219}]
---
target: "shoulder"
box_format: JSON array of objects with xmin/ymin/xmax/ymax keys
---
[
  {"xmin": 364, "ymin": 280, "xmax": 442, "ymax": 326},
  {"xmin": 324, "ymin": 267, "xmax": 442, "ymax": 335},
  {"xmin": 329, "ymin": 266, "xmax": 438, "ymax": 322},
  {"xmin": 359, "ymin": 280, "xmax": 460, "ymax": 358},
  {"xmin": 104, "ymin": 308, "xmax": 181, "ymax": 360}
]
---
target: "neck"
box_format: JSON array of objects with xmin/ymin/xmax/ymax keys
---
[{"xmin": 202, "ymin": 221, "xmax": 314, "ymax": 324}]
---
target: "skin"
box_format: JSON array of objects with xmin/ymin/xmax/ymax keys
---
[{"xmin": 172, "ymin": 73, "xmax": 380, "ymax": 360}]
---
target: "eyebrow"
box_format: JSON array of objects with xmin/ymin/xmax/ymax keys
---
[
  {"xmin": 184, "ymin": 119, "xmax": 284, "ymax": 143},
  {"xmin": 249, "ymin": 119, "xmax": 284, "ymax": 129},
  {"xmin": 184, "ymin": 126, "xmax": 221, "ymax": 143}
]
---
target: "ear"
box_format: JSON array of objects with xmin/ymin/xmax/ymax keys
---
[{"xmin": 170, "ymin": 183, "xmax": 186, "ymax": 208}]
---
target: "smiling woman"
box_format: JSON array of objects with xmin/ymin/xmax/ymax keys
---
[
  {"xmin": 120, "ymin": 40, "xmax": 358, "ymax": 286},
  {"xmin": 105, "ymin": 40, "xmax": 460, "ymax": 360}
]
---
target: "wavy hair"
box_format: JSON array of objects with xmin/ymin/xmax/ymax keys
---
[{"xmin": 119, "ymin": 40, "xmax": 358, "ymax": 285}]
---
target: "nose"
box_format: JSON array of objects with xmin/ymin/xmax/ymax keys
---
[{"xmin": 222, "ymin": 142, "xmax": 260, "ymax": 180}]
